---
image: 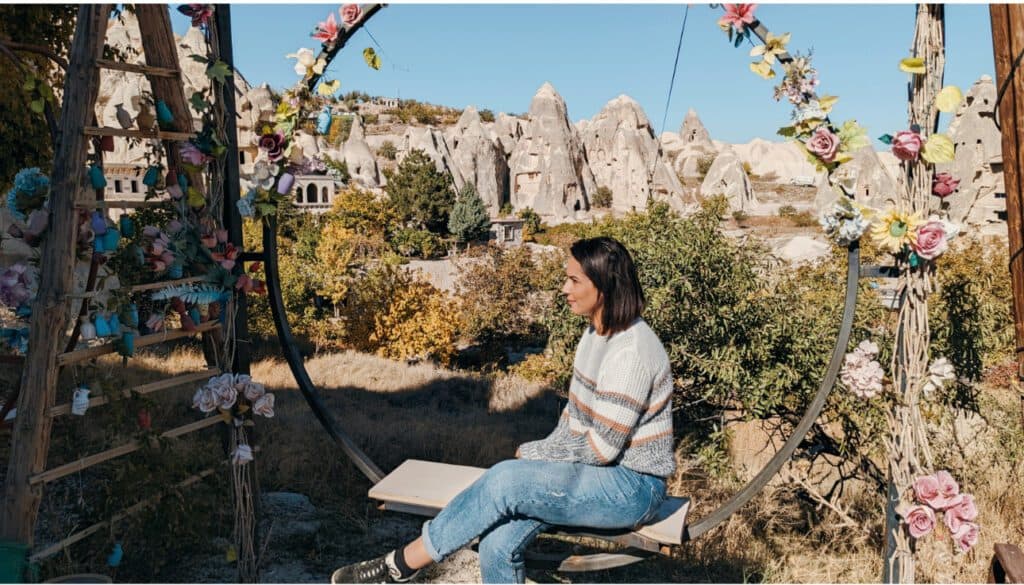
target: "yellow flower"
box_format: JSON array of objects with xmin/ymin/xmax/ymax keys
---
[
  {"xmin": 750, "ymin": 32, "xmax": 790, "ymax": 65},
  {"xmin": 871, "ymin": 208, "xmax": 922, "ymax": 253}
]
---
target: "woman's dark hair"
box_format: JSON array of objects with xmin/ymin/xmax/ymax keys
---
[{"xmin": 570, "ymin": 236, "xmax": 645, "ymax": 335}]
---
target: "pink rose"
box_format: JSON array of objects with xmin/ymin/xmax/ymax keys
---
[
  {"xmin": 933, "ymin": 470, "xmax": 960, "ymax": 509},
  {"xmin": 912, "ymin": 221, "xmax": 948, "ymax": 260},
  {"xmin": 913, "ymin": 474, "xmax": 941, "ymax": 506},
  {"xmin": 892, "ymin": 130, "xmax": 923, "ymax": 161},
  {"xmin": 903, "ymin": 504, "xmax": 935, "ymax": 538},
  {"xmin": 215, "ymin": 228, "xmax": 229, "ymax": 243},
  {"xmin": 179, "ymin": 142, "xmax": 209, "ymax": 166},
  {"xmin": 192, "ymin": 387, "xmax": 217, "ymax": 413},
  {"xmin": 340, "ymin": 3, "xmax": 362, "ymax": 26},
  {"xmin": 952, "ymin": 522, "xmax": 979, "ymax": 552},
  {"xmin": 943, "ymin": 493, "xmax": 978, "ymax": 533},
  {"xmin": 932, "ymin": 172, "xmax": 960, "ymax": 198},
  {"xmin": 805, "ymin": 126, "xmax": 840, "ymax": 163}
]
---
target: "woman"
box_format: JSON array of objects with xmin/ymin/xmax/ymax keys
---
[{"xmin": 332, "ymin": 236, "xmax": 676, "ymax": 584}]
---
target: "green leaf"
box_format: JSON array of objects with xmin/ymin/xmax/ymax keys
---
[
  {"xmin": 22, "ymin": 78, "xmax": 35, "ymax": 92},
  {"xmin": 29, "ymin": 100, "xmax": 44, "ymax": 114},
  {"xmin": 257, "ymin": 203, "xmax": 277, "ymax": 217},
  {"xmin": 777, "ymin": 125, "xmax": 797, "ymax": 138},
  {"xmin": 190, "ymin": 91, "xmax": 211, "ymax": 112},
  {"xmin": 206, "ymin": 60, "xmax": 231, "ymax": 84},
  {"xmin": 188, "ymin": 53, "xmax": 209, "ymax": 63},
  {"xmin": 37, "ymin": 84, "xmax": 54, "ymax": 101},
  {"xmin": 363, "ymin": 47, "xmax": 381, "ymax": 71},
  {"xmin": 838, "ymin": 119, "xmax": 870, "ymax": 152},
  {"xmin": 899, "ymin": 57, "xmax": 926, "ymax": 74},
  {"xmin": 817, "ymin": 95, "xmax": 839, "ymax": 114},
  {"xmin": 878, "ymin": 134, "xmax": 893, "ymax": 145}
]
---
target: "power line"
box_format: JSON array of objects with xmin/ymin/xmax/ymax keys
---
[{"xmin": 659, "ymin": 4, "xmax": 691, "ymax": 137}]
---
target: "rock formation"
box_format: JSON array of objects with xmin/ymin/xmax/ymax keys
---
[
  {"xmin": 732, "ymin": 138, "xmax": 817, "ymax": 183},
  {"xmin": 491, "ymin": 113, "xmax": 524, "ymax": 157},
  {"xmin": 581, "ymin": 95, "xmax": 691, "ymax": 213},
  {"xmin": 343, "ymin": 115, "xmax": 381, "ymax": 189},
  {"xmin": 939, "ymin": 76, "xmax": 1005, "ymax": 226},
  {"xmin": 401, "ymin": 125, "xmax": 464, "ymax": 187},
  {"xmin": 814, "ymin": 145, "xmax": 898, "ymax": 212},
  {"xmin": 508, "ymin": 83, "xmax": 596, "ymax": 222},
  {"xmin": 700, "ymin": 145, "xmax": 757, "ymax": 212},
  {"xmin": 449, "ymin": 107, "xmax": 509, "ymax": 214}
]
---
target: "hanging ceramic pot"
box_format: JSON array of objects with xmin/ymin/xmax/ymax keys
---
[
  {"xmin": 117, "ymin": 331, "xmax": 135, "ymax": 357},
  {"xmin": 316, "ymin": 106, "xmax": 332, "ymax": 134},
  {"xmin": 71, "ymin": 385, "xmax": 90, "ymax": 416},
  {"xmin": 93, "ymin": 314, "xmax": 111, "ymax": 337},
  {"xmin": 88, "ymin": 164, "xmax": 107, "ymax": 189},
  {"xmin": 93, "ymin": 236, "xmax": 106, "ymax": 254},
  {"xmin": 125, "ymin": 303, "xmax": 139, "ymax": 328},
  {"xmin": 79, "ymin": 316, "xmax": 96, "ymax": 340},
  {"xmin": 119, "ymin": 215, "xmax": 135, "ymax": 238},
  {"xmin": 168, "ymin": 263, "xmax": 183, "ymax": 279},
  {"xmin": 178, "ymin": 172, "xmax": 188, "ymax": 192},
  {"xmin": 90, "ymin": 211, "xmax": 107, "ymax": 236},
  {"xmin": 276, "ymin": 173, "xmax": 295, "ymax": 195},
  {"xmin": 107, "ymin": 312, "xmax": 121, "ymax": 335},
  {"xmin": 106, "ymin": 542, "xmax": 123, "ymax": 568},
  {"xmin": 156, "ymin": 100, "xmax": 173, "ymax": 126},
  {"xmin": 102, "ymin": 228, "xmax": 120, "ymax": 251},
  {"xmin": 188, "ymin": 307, "xmax": 201, "ymax": 327},
  {"xmin": 142, "ymin": 165, "xmax": 160, "ymax": 187},
  {"xmin": 99, "ymin": 135, "xmax": 115, "ymax": 152}
]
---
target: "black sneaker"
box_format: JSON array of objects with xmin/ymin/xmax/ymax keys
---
[{"xmin": 331, "ymin": 552, "xmax": 418, "ymax": 584}]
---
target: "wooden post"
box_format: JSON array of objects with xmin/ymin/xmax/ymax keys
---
[
  {"xmin": 0, "ymin": 4, "xmax": 112, "ymax": 545},
  {"xmin": 991, "ymin": 5, "xmax": 1024, "ymax": 381}
]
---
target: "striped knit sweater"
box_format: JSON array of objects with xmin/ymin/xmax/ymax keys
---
[{"xmin": 518, "ymin": 318, "xmax": 676, "ymax": 478}]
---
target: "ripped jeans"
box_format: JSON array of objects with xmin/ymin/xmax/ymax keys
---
[{"xmin": 421, "ymin": 458, "xmax": 666, "ymax": 583}]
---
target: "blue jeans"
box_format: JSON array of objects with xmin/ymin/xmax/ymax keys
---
[{"xmin": 420, "ymin": 459, "xmax": 666, "ymax": 583}]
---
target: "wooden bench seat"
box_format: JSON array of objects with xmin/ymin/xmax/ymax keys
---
[{"xmin": 368, "ymin": 459, "xmax": 691, "ymax": 547}]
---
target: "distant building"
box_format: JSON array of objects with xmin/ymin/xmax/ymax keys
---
[
  {"xmin": 293, "ymin": 175, "xmax": 337, "ymax": 214},
  {"xmin": 488, "ymin": 217, "xmax": 524, "ymax": 246}
]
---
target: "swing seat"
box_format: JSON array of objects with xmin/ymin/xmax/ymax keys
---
[{"xmin": 368, "ymin": 459, "xmax": 691, "ymax": 547}]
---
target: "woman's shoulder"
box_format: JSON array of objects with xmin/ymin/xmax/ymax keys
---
[{"xmin": 610, "ymin": 320, "xmax": 670, "ymax": 370}]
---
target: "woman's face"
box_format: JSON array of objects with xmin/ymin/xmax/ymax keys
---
[{"xmin": 563, "ymin": 257, "xmax": 602, "ymax": 320}]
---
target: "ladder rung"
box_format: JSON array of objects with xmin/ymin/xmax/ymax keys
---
[
  {"xmin": 861, "ymin": 265, "xmax": 899, "ymax": 279},
  {"xmin": 83, "ymin": 126, "xmax": 194, "ymax": 141},
  {"xmin": 49, "ymin": 367, "xmax": 220, "ymax": 417},
  {"xmin": 74, "ymin": 199, "xmax": 174, "ymax": 210},
  {"xmin": 95, "ymin": 58, "xmax": 180, "ymax": 78},
  {"xmin": 67, "ymin": 276, "xmax": 211, "ymax": 299},
  {"xmin": 239, "ymin": 252, "xmax": 265, "ymax": 262},
  {"xmin": 57, "ymin": 320, "xmax": 221, "ymax": 366},
  {"xmin": 29, "ymin": 416, "xmax": 224, "ymax": 485}
]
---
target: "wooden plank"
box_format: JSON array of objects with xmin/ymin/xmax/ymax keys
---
[
  {"xmin": 67, "ymin": 276, "xmax": 209, "ymax": 299},
  {"xmin": 30, "ymin": 416, "xmax": 224, "ymax": 485},
  {"xmin": 49, "ymin": 367, "xmax": 219, "ymax": 417},
  {"xmin": 95, "ymin": 58, "xmax": 178, "ymax": 77},
  {"xmin": 992, "ymin": 5, "xmax": 1024, "ymax": 379},
  {"xmin": 57, "ymin": 321, "xmax": 220, "ymax": 366},
  {"xmin": 0, "ymin": 4, "xmax": 114, "ymax": 545},
  {"xmin": 83, "ymin": 126, "xmax": 194, "ymax": 141},
  {"xmin": 990, "ymin": 543, "xmax": 1024, "ymax": 583}
]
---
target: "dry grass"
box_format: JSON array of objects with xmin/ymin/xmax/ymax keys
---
[{"xmin": 4, "ymin": 343, "xmax": 1022, "ymax": 583}]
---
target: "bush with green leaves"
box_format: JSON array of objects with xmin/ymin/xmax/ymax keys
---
[
  {"xmin": 517, "ymin": 207, "xmax": 542, "ymax": 240},
  {"xmin": 697, "ymin": 154, "xmax": 717, "ymax": 177},
  {"xmin": 448, "ymin": 182, "xmax": 492, "ymax": 244},
  {"xmin": 378, "ymin": 140, "xmax": 398, "ymax": 160},
  {"xmin": 592, "ymin": 186, "xmax": 613, "ymax": 209},
  {"xmin": 391, "ymin": 227, "xmax": 444, "ymax": 258}
]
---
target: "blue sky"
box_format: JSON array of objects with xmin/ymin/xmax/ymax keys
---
[{"xmin": 180, "ymin": 4, "xmax": 996, "ymax": 145}]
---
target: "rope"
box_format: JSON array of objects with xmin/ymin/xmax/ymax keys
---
[
  {"xmin": 658, "ymin": 5, "xmax": 690, "ymax": 137},
  {"xmin": 995, "ymin": 45, "xmax": 1024, "ymax": 117}
]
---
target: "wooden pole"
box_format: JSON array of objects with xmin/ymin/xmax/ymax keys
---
[
  {"xmin": 0, "ymin": 4, "xmax": 112, "ymax": 546},
  {"xmin": 991, "ymin": 4, "xmax": 1024, "ymax": 380}
]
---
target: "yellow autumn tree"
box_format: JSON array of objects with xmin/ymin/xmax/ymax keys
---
[{"xmin": 371, "ymin": 278, "xmax": 459, "ymax": 366}]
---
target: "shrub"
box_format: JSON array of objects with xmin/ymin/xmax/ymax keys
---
[
  {"xmin": 697, "ymin": 154, "xmax": 717, "ymax": 177},
  {"xmin": 448, "ymin": 182, "xmax": 492, "ymax": 244},
  {"xmin": 391, "ymin": 227, "xmax": 443, "ymax": 258},
  {"xmin": 732, "ymin": 209, "xmax": 749, "ymax": 222},
  {"xmin": 378, "ymin": 140, "xmax": 397, "ymax": 160},
  {"xmin": 499, "ymin": 203, "xmax": 513, "ymax": 216},
  {"xmin": 456, "ymin": 245, "xmax": 545, "ymax": 343},
  {"xmin": 383, "ymin": 148, "xmax": 455, "ymax": 234},
  {"xmin": 592, "ymin": 186, "xmax": 613, "ymax": 209},
  {"xmin": 479, "ymin": 108, "xmax": 496, "ymax": 123},
  {"xmin": 778, "ymin": 204, "xmax": 798, "ymax": 217},
  {"xmin": 517, "ymin": 207, "xmax": 542, "ymax": 241}
]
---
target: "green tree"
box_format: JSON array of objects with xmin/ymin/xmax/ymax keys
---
[
  {"xmin": 592, "ymin": 186, "xmax": 613, "ymax": 208},
  {"xmin": 383, "ymin": 148, "xmax": 455, "ymax": 234},
  {"xmin": 448, "ymin": 182, "xmax": 491, "ymax": 244},
  {"xmin": 0, "ymin": 5, "xmax": 79, "ymax": 190}
]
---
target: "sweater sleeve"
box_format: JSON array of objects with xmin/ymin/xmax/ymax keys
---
[{"xmin": 518, "ymin": 348, "xmax": 654, "ymax": 466}]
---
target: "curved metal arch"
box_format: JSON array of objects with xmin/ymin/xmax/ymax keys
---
[{"xmin": 259, "ymin": 4, "xmax": 862, "ymax": 544}]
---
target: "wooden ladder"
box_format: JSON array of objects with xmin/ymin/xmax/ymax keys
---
[{"xmin": 0, "ymin": 4, "xmax": 244, "ymax": 565}]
